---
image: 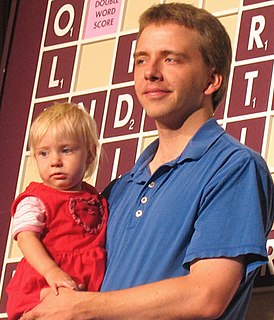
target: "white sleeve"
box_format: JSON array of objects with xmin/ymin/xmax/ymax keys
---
[{"xmin": 12, "ymin": 196, "xmax": 46, "ymax": 239}]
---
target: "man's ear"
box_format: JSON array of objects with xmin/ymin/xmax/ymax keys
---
[{"xmin": 204, "ymin": 72, "xmax": 223, "ymax": 96}]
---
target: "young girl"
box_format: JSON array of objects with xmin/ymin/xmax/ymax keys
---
[{"xmin": 6, "ymin": 102, "xmax": 108, "ymax": 320}]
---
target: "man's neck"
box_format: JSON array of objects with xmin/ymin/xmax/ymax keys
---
[
  {"xmin": 149, "ymin": 132, "xmax": 190, "ymax": 175},
  {"xmin": 149, "ymin": 109, "xmax": 212, "ymax": 174}
]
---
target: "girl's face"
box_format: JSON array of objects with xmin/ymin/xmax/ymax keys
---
[{"xmin": 34, "ymin": 130, "xmax": 90, "ymax": 191}]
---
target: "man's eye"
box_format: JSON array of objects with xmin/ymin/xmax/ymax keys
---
[
  {"xmin": 135, "ymin": 58, "xmax": 145, "ymax": 65},
  {"xmin": 165, "ymin": 57, "xmax": 175, "ymax": 63}
]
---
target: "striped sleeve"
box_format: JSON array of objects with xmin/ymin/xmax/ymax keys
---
[{"xmin": 12, "ymin": 196, "xmax": 46, "ymax": 239}]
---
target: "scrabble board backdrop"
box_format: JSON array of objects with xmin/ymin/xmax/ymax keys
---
[{"xmin": 1, "ymin": 0, "xmax": 274, "ymax": 318}]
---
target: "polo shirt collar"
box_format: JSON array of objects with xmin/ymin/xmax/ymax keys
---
[
  {"xmin": 129, "ymin": 118, "xmax": 225, "ymax": 181},
  {"xmin": 181, "ymin": 117, "xmax": 225, "ymax": 161}
]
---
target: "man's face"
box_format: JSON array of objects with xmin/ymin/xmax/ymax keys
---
[{"xmin": 134, "ymin": 23, "xmax": 216, "ymax": 129}]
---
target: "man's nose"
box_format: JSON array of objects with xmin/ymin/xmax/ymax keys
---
[{"xmin": 144, "ymin": 62, "xmax": 163, "ymax": 81}]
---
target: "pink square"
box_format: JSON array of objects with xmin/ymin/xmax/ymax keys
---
[{"xmin": 83, "ymin": 0, "xmax": 122, "ymax": 38}]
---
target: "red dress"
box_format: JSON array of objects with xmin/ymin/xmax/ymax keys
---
[{"xmin": 6, "ymin": 182, "xmax": 108, "ymax": 320}]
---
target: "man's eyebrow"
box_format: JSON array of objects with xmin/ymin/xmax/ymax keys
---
[
  {"xmin": 133, "ymin": 51, "xmax": 147, "ymax": 59},
  {"xmin": 160, "ymin": 50, "xmax": 187, "ymax": 58},
  {"xmin": 133, "ymin": 50, "xmax": 187, "ymax": 59}
]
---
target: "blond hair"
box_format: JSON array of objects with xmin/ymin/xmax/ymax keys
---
[
  {"xmin": 29, "ymin": 102, "xmax": 99, "ymax": 179},
  {"xmin": 138, "ymin": 3, "xmax": 232, "ymax": 110}
]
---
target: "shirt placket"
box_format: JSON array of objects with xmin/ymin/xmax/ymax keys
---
[{"xmin": 128, "ymin": 179, "xmax": 157, "ymax": 227}]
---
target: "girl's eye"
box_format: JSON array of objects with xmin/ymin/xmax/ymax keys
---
[
  {"xmin": 38, "ymin": 150, "xmax": 48, "ymax": 157},
  {"xmin": 62, "ymin": 147, "xmax": 72, "ymax": 154}
]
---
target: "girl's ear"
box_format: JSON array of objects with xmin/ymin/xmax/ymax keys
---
[
  {"xmin": 86, "ymin": 145, "xmax": 96, "ymax": 166},
  {"xmin": 204, "ymin": 71, "xmax": 223, "ymax": 96}
]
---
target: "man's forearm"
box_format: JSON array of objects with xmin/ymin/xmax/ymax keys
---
[
  {"xmin": 22, "ymin": 277, "xmax": 210, "ymax": 320},
  {"xmin": 22, "ymin": 257, "xmax": 243, "ymax": 320},
  {"xmin": 65, "ymin": 277, "xmax": 203, "ymax": 320}
]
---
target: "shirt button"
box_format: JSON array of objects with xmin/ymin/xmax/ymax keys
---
[
  {"xmin": 148, "ymin": 181, "xmax": 155, "ymax": 188},
  {"xmin": 141, "ymin": 196, "xmax": 148, "ymax": 204},
  {"xmin": 135, "ymin": 210, "xmax": 143, "ymax": 217}
]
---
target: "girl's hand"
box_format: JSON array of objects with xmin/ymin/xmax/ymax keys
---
[{"xmin": 44, "ymin": 265, "xmax": 79, "ymax": 295}]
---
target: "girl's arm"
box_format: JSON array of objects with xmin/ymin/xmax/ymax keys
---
[{"xmin": 17, "ymin": 231, "xmax": 78, "ymax": 295}]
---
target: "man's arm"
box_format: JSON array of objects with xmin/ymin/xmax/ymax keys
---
[{"xmin": 22, "ymin": 256, "xmax": 244, "ymax": 320}]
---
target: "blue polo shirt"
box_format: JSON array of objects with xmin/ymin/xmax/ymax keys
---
[{"xmin": 101, "ymin": 118, "xmax": 274, "ymax": 318}]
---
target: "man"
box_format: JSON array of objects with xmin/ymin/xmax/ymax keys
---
[{"xmin": 23, "ymin": 3, "xmax": 273, "ymax": 319}]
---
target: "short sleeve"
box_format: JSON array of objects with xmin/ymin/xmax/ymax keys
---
[
  {"xmin": 12, "ymin": 196, "xmax": 46, "ymax": 239},
  {"xmin": 184, "ymin": 153, "xmax": 272, "ymax": 276}
]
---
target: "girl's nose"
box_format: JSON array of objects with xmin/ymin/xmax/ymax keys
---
[{"xmin": 50, "ymin": 153, "xmax": 62, "ymax": 167}]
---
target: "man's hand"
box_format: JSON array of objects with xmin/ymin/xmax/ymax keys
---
[{"xmin": 21, "ymin": 287, "xmax": 80, "ymax": 320}]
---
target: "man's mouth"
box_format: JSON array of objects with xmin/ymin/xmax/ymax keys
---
[{"xmin": 144, "ymin": 87, "xmax": 171, "ymax": 98}]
